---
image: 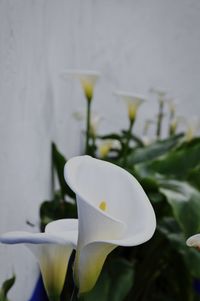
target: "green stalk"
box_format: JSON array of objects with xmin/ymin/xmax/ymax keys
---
[
  {"xmin": 91, "ymin": 134, "xmax": 96, "ymax": 157},
  {"xmin": 123, "ymin": 119, "xmax": 134, "ymax": 166},
  {"xmin": 168, "ymin": 109, "xmax": 176, "ymax": 137},
  {"xmin": 85, "ymin": 100, "xmax": 91, "ymax": 155},
  {"xmin": 49, "ymin": 296, "xmax": 60, "ymax": 301},
  {"xmin": 51, "ymin": 144, "xmax": 55, "ymax": 196},
  {"xmin": 156, "ymin": 100, "xmax": 164, "ymax": 139},
  {"xmin": 70, "ymin": 286, "xmax": 79, "ymax": 301}
]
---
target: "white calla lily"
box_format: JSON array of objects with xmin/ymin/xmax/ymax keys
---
[
  {"xmin": 166, "ymin": 98, "xmax": 179, "ymax": 116},
  {"xmin": 64, "ymin": 156, "xmax": 156, "ymax": 294},
  {"xmin": 0, "ymin": 219, "xmax": 78, "ymax": 301},
  {"xmin": 61, "ymin": 69, "xmax": 100, "ymax": 102},
  {"xmin": 89, "ymin": 114, "xmax": 102, "ymax": 138},
  {"xmin": 114, "ymin": 90, "xmax": 146, "ymax": 122},
  {"xmin": 185, "ymin": 117, "xmax": 200, "ymax": 141},
  {"xmin": 98, "ymin": 139, "xmax": 120, "ymax": 158},
  {"xmin": 186, "ymin": 234, "xmax": 200, "ymax": 251},
  {"xmin": 150, "ymin": 88, "xmax": 167, "ymax": 102},
  {"xmin": 73, "ymin": 111, "xmax": 103, "ymax": 138},
  {"xmin": 98, "ymin": 140, "xmax": 113, "ymax": 158}
]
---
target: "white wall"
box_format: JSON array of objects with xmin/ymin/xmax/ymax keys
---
[{"xmin": 0, "ymin": 0, "xmax": 200, "ymax": 300}]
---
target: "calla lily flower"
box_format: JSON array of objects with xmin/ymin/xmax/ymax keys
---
[
  {"xmin": 0, "ymin": 219, "xmax": 78, "ymax": 301},
  {"xmin": 166, "ymin": 98, "xmax": 179, "ymax": 116},
  {"xmin": 150, "ymin": 88, "xmax": 167, "ymax": 102},
  {"xmin": 186, "ymin": 234, "xmax": 200, "ymax": 251},
  {"xmin": 114, "ymin": 90, "xmax": 146, "ymax": 122},
  {"xmin": 61, "ymin": 69, "xmax": 100, "ymax": 102},
  {"xmin": 73, "ymin": 111, "xmax": 103, "ymax": 138},
  {"xmin": 64, "ymin": 156, "xmax": 156, "ymax": 294},
  {"xmin": 89, "ymin": 114, "xmax": 103, "ymax": 138},
  {"xmin": 98, "ymin": 140, "xmax": 113, "ymax": 158},
  {"xmin": 98, "ymin": 139, "xmax": 121, "ymax": 158},
  {"xmin": 185, "ymin": 117, "xmax": 200, "ymax": 141}
]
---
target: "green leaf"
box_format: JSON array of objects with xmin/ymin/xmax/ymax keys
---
[
  {"xmin": 40, "ymin": 196, "xmax": 77, "ymax": 231},
  {"xmin": 127, "ymin": 134, "xmax": 183, "ymax": 165},
  {"xmin": 140, "ymin": 177, "xmax": 159, "ymax": 192},
  {"xmin": 135, "ymin": 137, "xmax": 200, "ymax": 178},
  {"xmin": 158, "ymin": 217, "xmax": 200, "ymax": 279},
  {"xmin": 82, "ymin": 258, "xmax": 134, "ymax": 301},
  {"xmin": 52, "ymin": 143, "xmax": 75, "ymax": 198},
  {"xmin": 0, "ymin": 275, "xmax": 15, "ymax": 301},
  {"xmin": 159, "ymin": 180, "xmax": 200, "ymax": 238},
  {"xmin": 121, "ymin": 131, "xmax": 144, "ymax": 146},
  {"xmin": 187, "ymin": 165, "xmax": 200, "ymax": 190},
  {"xmin": 1, "ymin": 275, "xmax": 15, "ymax": 296},
  {"xmin": 97, "ymin": 133, "xmax": 122, "ymax": 141}
]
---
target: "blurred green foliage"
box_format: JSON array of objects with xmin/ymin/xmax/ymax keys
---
[{"xmin": 0, "ymin": 275, "xmax": 15, "ymax": 301}]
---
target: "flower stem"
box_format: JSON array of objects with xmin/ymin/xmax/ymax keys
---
[
  {"xmin": 85, "ymin": 100, "xmax": 91, "ymax": 155},
  {"xmin": 49, "ymin": 296, "xmax": 60, "ymax": 301},
  {"xmin": 168, "ymin": 109, "xmax": 176, "ymax": 137},
  {"xmin": 123, "ymin": 119, "xmax": 134, "ymax": 166},
  {"xmin": 70, "ymin": 285, "xmax": 79, "ymax": 301},
  {"xmin": 156, "ymin": 100, "xmax": 164, "ymax": 138}
]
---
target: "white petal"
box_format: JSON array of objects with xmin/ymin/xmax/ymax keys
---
[
  {"xmin": 64, "ymin": 156, "xmax": 156, "ymax": 245},
  {"xmin": 0, "ymin": 225, "xmax": 78, "ymax": 299},
  {"xmin": 0, "ymin": 231, "xmax": 66, "ymax": 245},
  {"xmin": 75, "ymin": 241, "xmax": 116, "ymax": 294},
  {"xmin": 45, "ymin": 218, "xmax": 78, "ymax": 248},
  {"xmin": 27, "ymin": 243, "xmax": 73, "ymax": 299},
  {"xmin": 45, "ymin": 218, "xmax": 78, "ymax": 232},
  {"xmin": 76, "ymin": 195, "xmax": 125, "ymax": 246},
  {"xmin": 61, "ymin": 69, "xmax": 100, "ymax": 85},
  {"xmin": 113, "ymin": 90, "xmax": 146, "ymax": 102},
  {"xmin": 186, "ymin": 234, "xmax": 200, "ymax": 247}
]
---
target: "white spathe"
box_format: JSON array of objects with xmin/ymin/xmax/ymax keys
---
[
  {"xmin": 61, "ymin": 69, "xmax": 100, "ymax": 101},
  {"xmin": 0, "ymin": 219, "xmax": 78, "ymax": 300},
  {"xmin": 64, "ymin": 156, "xmax": 156, "ymax": 294},
  {"xmin": 113, "ymin": 90, "xmax": 146, "ymax": 121},
  {"xmin": 73, "ymin": 111, "xmax": 103, "ymax": 137},
  {"xmin": 186, "ymin": 234, "xmax": 200, "ymax": 249},
  {"xmin": 98, "ymin": 139, "xmax": 120, "ymax": 158}
]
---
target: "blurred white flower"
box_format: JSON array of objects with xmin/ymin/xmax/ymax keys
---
[
  {"xmin": 166, "ymin": 97, "xmax": 179, "ymax": 116},
  {"xmin": 0, "ymin": 219, "xmax": 78, "ymax": 301},
  {"xmin": 98, "ymin": 140, "xmax": 113, "ymax": 158},
  {"xmin": 97, "ymin": 139, "xmax": 120, "ymax": 158},
  {"xmin": 73, "ymin": 111, "xmax": 85, "ymax": 122},
  {"xmin": 64, "ymin": 156, "xmax": 156, "ymax": 294},
  {"xmin": 186, "ymin": 234, "xmax": 200, "ymax": 251},
  {"xmin": 89, "ymin": 114, "xmax": 102, "ymax": 138},
  {"xmin": 185, "ymin": 116, "xmax": 200, "ymax": 141},
  {"xmin": 143, "ymin": 119, "xmax": 156, "ymax": 136},
  {"xmin": 114, "ymin": 90, "xmax": 146, "ymax": 122},
  {"xmin": 73, "ymin": 111, "xmax": 103, "ymax": 137},
  {"xmin": 150, "ymin": 88, "xmax": 167, "ymax": 103},
  {"xmin": 169, "ymin": 118, "xmax": 178, "ymax": 135},
  {"xmin": 141, "ymin": 135, "xmax": 153, "ymax": 146},
  {"xmin": 61, "ymin": 69, "xmax": 100, "ymax": 101}
]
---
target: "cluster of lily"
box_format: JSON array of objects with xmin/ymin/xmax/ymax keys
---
[
  {"xmin": 63, "ymin": 70, "xmax": 199, "ymax": 160},
  {"xmin": 62, "ymin": 69, "xmax": 148, "ymax": 159},
  {"xmin": 1, "ymin": 69, "xmax": 200, "ymax": 301},
  {"xmin": 0, "ymin": 156, "xmax": 156, "ymax": 301}
]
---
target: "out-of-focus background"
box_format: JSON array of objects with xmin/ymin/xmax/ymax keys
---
[{"xmin": 0, "ymin": 0, "xmax": 200, "ymax": 300}]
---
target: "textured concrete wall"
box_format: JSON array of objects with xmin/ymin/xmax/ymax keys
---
[{"xmin": 0, "ymin": 0, "xmax": 200, "ymax": 300}]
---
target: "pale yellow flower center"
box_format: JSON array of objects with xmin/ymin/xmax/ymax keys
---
[
  {"xmin": 99, "ymin": 141, "xmax": 113, "ymax": 158},
  {"xmin": 81, "ymin": 79, "xmax": 93, "ymax": 101},
  {"xmin": 99, "ymin": 201, "xmax": 107, "ymax": 211},
  {"xmin": 128, "ymin": 103, "xmax": 138, "ymax": 122}
]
